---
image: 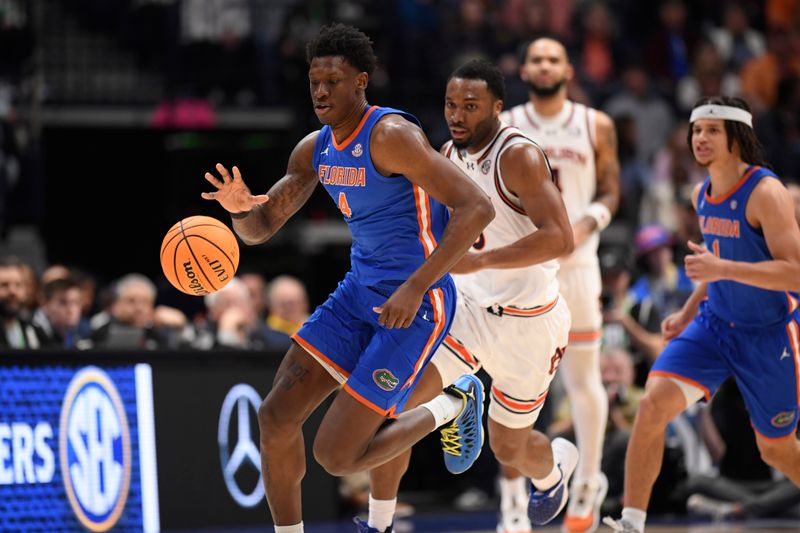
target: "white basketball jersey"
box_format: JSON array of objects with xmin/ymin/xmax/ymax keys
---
[
  {"xmin": 500, "ymin": 100, "xmax": 598, "ymax": 268},
  {"xmin": 442, "ymin": 124, "xmax": 560, "ymax": 309}
]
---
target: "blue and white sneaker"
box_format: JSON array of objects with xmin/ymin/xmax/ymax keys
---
[
  {"xmin": 528, "ymin": 437, "xmax": 579, "ymax": 525},
  {"xmin": 353, "ymin": 517, "xmax": 392, "ymax": 532},
  {"xmin": 440, "ymin": 374, "xmax": 485, "ymax": 474}
]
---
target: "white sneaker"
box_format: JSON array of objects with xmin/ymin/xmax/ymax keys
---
[
  {"xmin": 496, "ymin": 506, "xmax": 532, "ymax": 533},
  {"xmin": 563, "ymin": 472, "xmax": 609, "ymax": 532},
  {"xmin": 686, "ymin": 493, "xmax": 736, "ymax": 520},
  {"xmin": 601, "ymin": 517, "xmax": 641, "ymax": 533}
]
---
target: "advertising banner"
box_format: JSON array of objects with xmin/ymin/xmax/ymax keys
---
[
  {"xmin": 151, "ymin": 362, "xmax": 338, "ymax": 529},
  {"xmin": 0, "ymin": 364, "xmax": 159, "ymax": 532}
]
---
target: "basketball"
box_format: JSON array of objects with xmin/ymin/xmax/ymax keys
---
[{"xmin": 160, "ymin": 216, "xmax": 239, "ymax": 296}]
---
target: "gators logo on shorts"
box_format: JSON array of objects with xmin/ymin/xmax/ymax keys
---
[
  {"xmin": 373, "ymin": 369, "xmax": 399, "ymax": 391},
  {"xmin": 771, "ymin": 411, "xmax": 796, "ymax": 428}
]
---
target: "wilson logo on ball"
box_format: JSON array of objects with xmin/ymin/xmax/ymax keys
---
[{"xmin": 161, "ymin": 215, "xmax": 239, "ymax": 295}]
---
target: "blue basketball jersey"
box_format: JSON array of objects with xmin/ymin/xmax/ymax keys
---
[
  {"xmin": 312, "ymin": 106, "xmax": 451, "ymax": 287},
  {"xmin": 696, "ymin": 165, "xmax": 798, "ymax": 326}
]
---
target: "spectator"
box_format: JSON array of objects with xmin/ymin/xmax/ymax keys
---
[
  {"xmin": 31, "ymin": 276, "xmax": 83, "ymax": 349},
  {"xmin": 739, "ymin": 27, "xmax": 800, "ymax": 113},
  {"xmin": 765, "ymin": 0, "xmax": 800, "ymax": 31},
  {"xmin": 755, "ymin": 76, "xmax": 800, "ymax": 177},
  {"xmin": 549, "ymin": 346, "xmax": 643, "ymax": 436},
  {"xmin": 239, "ymin": 271, "xmax": 268, "ymax": 321},
  {"xmin": 40, "ymin": 263, "xmax": 70, "ymax": 285},
  {"xmin": 71, "ymin": 267, "xmax": 98, "ymax": 340},
  {"xmin": 574, "ymin": 1, "xmax": 622, "ymax": 101},
  {"xmin": 192, "ymin": 276, "xmax": 283, "ymax": 351},
  {"xmin": 675, "ymin": 41, "xmax": 741, "ymax": 113},
  {"xmin": 39, "ymin": 264, "xmax": 96, "ymax": 340},
  {"xmin": 0, "ymin": 256, "xmax": 40, "ymax": 348},
  {"xmin": 598, "ymin": 243, "xmax": 638, "ymax": 351},
  {"xmin": 708, "ymin": 2, "xmax": 767, "ymax": 72},
  {"xmin": 640, "ymin": 120, "xmax": 705, "ymax": 232},
  {"xmin": 614, "ymin": 114, "xmax": 650, "ymax": 227},
  {"xmin": 604, "ymin": 61, "xmax": 675, "ymax": 162},
  {"xmin": 265, "ymin": 274, "xmax": 309, "ymax": 337},
  {"xmin": 87, "ymin": 273, "xmax": 178, "ymax": 350},
  {"xmin": 629, "ymin": 224, "xmax": 694, "ymax": 322},
  {"xmin": 15, "ymin": 259, "xmax": 38, "ymax": 321},
  {"xmin": 645, "ymin": 0, "xmax": 700, "ymax": 84},
  {"xmin": 496, "ymin": 0, "xmax": 574, "ymax": 43},
  {"xmin": 615, "ymin": 225, "xmax": 694, "ymax": 373},
  {"xmin": 598, "ymin": 347, "xmax": 646, "ymax": 510},
  {"xmin": 600, "ymin": 241, "xmax": 664, "ymax": 379}
]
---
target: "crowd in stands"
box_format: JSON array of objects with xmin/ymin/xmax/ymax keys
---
[{"xmin": 0, "ymin": 255, "xmax": 309, "ymax": 353}]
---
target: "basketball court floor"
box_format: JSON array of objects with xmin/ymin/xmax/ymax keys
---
[{"xmin": 178, "ymin": 512, "xmax": 799, "ymax": 533}]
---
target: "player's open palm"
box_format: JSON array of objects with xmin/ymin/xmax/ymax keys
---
[{"xmin": 202, "ymin": 163, "xmax": 269, "ymax": 213}]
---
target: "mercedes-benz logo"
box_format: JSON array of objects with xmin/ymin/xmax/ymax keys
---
[{"xmin": 218, "ymin": 384, "xmax": 264, "ymax": 507}]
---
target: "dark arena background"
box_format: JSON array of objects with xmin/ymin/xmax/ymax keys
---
[{"xmin": 1, "ymin": 1, "xmax": 799, "ymax": 532}]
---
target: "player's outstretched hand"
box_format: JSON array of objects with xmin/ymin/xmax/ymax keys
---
[
  {"xmin": 372, "ymin": 283, "xmax": 425, "ymax": 329},
  {"xmin": 201, "ymin": 163, "xmax": 269, "ymax": 214}
]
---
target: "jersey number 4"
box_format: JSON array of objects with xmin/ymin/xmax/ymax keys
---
[{"xmin": 338, "ymin": 192, "xmax": 352, "ymax": 218}]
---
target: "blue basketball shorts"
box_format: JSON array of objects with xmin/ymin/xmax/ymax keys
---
[
  {"xmin": 651, "ymin": 303, "xmax": 800, "ymax": 439},
  {"xmin": 293, "ymin": 271, "xmax": 456, "ymax": 418}
]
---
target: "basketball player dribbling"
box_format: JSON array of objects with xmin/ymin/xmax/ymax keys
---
[
  {"xmin": 604, "ymin": 96, "xmax": 800, "ymax": 533},
  {"xmin": 362, "ymin": 59, "xmax": 580, "ymax": 533},
  {"xmin": 501, "ymin": 37, "xmax": 620, "ymax": 533},
  {"xmin": 201, "ymin": 24, "xmax": 495, "ymax": 533}
]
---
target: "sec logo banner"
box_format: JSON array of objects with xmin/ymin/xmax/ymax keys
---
[{"xmin": 59, "ymin": 367, "xmax": 132, "ymax": 532}]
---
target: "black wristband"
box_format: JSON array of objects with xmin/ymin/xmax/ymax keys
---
[{"xmin": 230, "ymin": 210, "xmax": 252, "ymax": 220}]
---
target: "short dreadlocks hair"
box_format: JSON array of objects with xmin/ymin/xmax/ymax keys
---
[{"xmin": 306, "ymin": 23, "xmax": 377, "ymax": 75}]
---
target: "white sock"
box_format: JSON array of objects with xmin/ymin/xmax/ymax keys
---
[
  {"xmin": 368, "ymin": 495, "xmax": 396, "ymax": 532},
  {"xmin": 274, "ymin": 522, "xmax": 303, "ymax": 533},
  {"xmin": 531, "ymin": 457, "xmax": 561, "ymax": 493},
  {"xmin": 499, "ymin": 475, "xmax": 528, "ymax": 510},
  {"xmin": 420, "ymin": 393, "xmax": 462, "ymax": 428},
  {"xmin": 622, "ymin": 507, "xmax": 647, "ymax": 532}
]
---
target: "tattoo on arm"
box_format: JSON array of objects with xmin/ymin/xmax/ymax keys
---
[{"xmin": 268, "ymin": 169, "xmax": 318, "ymax": 224}]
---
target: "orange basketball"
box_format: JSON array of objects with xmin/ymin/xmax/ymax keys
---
[{"xmin": 160, "ymin": 216, "xmax": 240, "ymax": 296}]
